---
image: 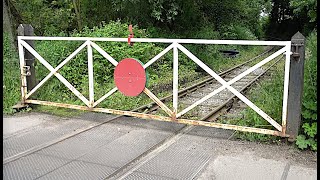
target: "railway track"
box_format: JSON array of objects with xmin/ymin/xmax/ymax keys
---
[
  {"xmin": 139, "ymin": 46, "xmax": 280, "ymax": 119},
  {"xmin": 4, "ymin": 47, "xmax": 284, "ymax": 180},
  {"xmin": 179, "ymin": 54, "xmax": 283, "ymax": 121}
]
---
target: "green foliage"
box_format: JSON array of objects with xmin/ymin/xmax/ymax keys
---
[
  {"xmin": 302, "ymin": 31, "xmax": 317, "ymax": 121},
  {"xmin": 31, "ymin": 21, "xmax": 194, "ymax": 111},
  {"xmin": 13, "ymin": 0, "xmax": 76, "ymax": 35},
  {"xmin": 178, "ymin": 24, "xmax": 261, "ymax": 76},
  {"xmin": 296, "ymin": 31, "xmax": 317, "ymax": 151},
  {"xmin": 36, "ymin": 21, "xmax": 162, "ymax": 87},
  {"xmin": 221, "ymin": 24, "xmax": 257, "ymax": 40},
  {"xmin": 266, "ymin": 0, "xmax": 317, "ymax": 40},
  {"xmin": 290, "ymin": 0, "xmax": 317, "ymax": 22},
  {"xmin": 228, "ymin": 31, "xmax": 317, "ymax": 151},
  {"xmin": 193, "ymin": 0, "xmax": 264, "ymax": 38},
  {"xmin": 302, "ymin": 123, "xmax": 317, "ymax": 138},
  {"xmin": 296, "ymin": 135, "xmax": 310, "ymax": 149},
  {"xmin": 149, "ymin": 0, "xmax": 179, "ymax": 23},
  {"xmin": 296, "ymin": 135, "xmax": 317, "ymax": 151},
  {"xmin": 12, "ymin": 0, "xmax": 266, "ymax": 39},
  {"xmin": 3, "ymin": 32, "xmax": 21, "ymax": 114}
]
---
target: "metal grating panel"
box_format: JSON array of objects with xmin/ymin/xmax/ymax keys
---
[
  {"xmin": 110, "ymin": 116, "xmax": 184, "ymax": 132},
  {"xmin": 141, "ymin": 119, "xmax": 185, "ymax": 132},
  {"xmin": 74, "ymin": 112, "xmax": 117, "ymax": 122},
  {"xmin": 36, "ymin": 123, "xmax": 130, "ymax": 160},
  {"xmin": 3, "ymin": 148, "xmax": 22, "ymax": 160},
  {"xmin": 3, "ymin": 113, "xmax": 60, "ymax": 138},
  {"xmin": 3, "ymin": 153, "xmax": 70, "ymax": 180},
  {"xmin": 133, "ymin": 134, "xmax": 211, "ymax": 180},
  {"xmin": 109, "ymin": 116, "xmax": 149, "ymax": 127},
  {"xmin": 186, "ymin": 126, "xmax": 234, "ymax": 139},
  {"xmin": 4, "ymin": 128, "xmax": 62, "ymax": 150},
  {"xmin": 3, "ymin": 118, "xmax": 95, "ymax": 151},
  {"xmin": 123, "ymin": 171, "xmax": 176, "ymax": 180},
  {"xmin": 79, "ymin": 129, "xmax": 173, "ymax": 168},
  {"xmin": 37, "ymin": 160, "xmax": 116, "ymax": 180}
]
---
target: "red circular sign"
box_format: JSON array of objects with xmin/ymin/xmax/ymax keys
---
[{"xmin": 114, "ymin": 58, "xmax": 146, "ymax": 97}]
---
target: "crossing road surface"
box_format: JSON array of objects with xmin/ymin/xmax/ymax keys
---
[{"xmin": 3, "ymin": 112, "xmax": 317, "ymax": 180}]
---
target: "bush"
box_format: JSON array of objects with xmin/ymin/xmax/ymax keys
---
[
  {"xmin": 36, "ymin": 21, "xmax": 164, "ymax": 87},
  {"xmin": 31, "ymin": 20, "xmax": 197, "ymax": 110},
  {"xmin": 221, "ymin": 24, "xmax": 257, "ymax": 40},
  {"xmin": 296, "ymin": 30, "xmax": 317, "ymax": 151},
  {"xmin": 14, "ymin": 0, "xmax": 76, "ymax": 35},
  {"xmin": 3, "ymin": 32, "xmax": 21, "ymax": 114}
]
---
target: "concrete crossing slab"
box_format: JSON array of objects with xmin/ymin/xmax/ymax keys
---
[
  {"xmin": 286, "ymin": 165, "xmax": 317, "ymax": 180},
  {"xmin": 197, "ymin": 153, "xmax": 287, "ymax": 180}
]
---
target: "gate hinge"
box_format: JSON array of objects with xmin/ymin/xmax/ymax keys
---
[{"xmin": 22, "ymin": 66, "xmax": 31, "ymax": 76}]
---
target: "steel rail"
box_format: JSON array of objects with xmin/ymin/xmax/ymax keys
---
[
  {"xmin": 200, "ymin": 55, "xmax": 284, "ymax": 121},
  {"xmin": 137, "ymin": 47, "xmax": 275, "ymax": 113}
]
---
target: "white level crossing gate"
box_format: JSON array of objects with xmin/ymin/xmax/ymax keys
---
[{"xmin": 17, "ymin": 35, "xmax": 293, "ymax": 137}]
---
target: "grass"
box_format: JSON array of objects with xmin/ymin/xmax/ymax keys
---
[
  {"xmin": 3, "ymin": 32, "xmax": 21, "ymax": 114},
  {"xmin": 217, "ymin": 32, "xmax": 317, "ymax": 147},
  {"xmin": 32, "ymin": 106, "xmax": 85, "ymax": 117}
]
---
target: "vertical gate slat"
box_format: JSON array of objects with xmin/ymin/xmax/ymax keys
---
[{"xmin": 88, "ymin": 41, "xmax": 94, "ymax": 107}]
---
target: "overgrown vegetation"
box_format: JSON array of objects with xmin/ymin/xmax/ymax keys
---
[
  {"xmin": 224, "ymin": 31, "xmax": 317, "ymax": 151},
  {"xmin": 266, "ymin": 0, "xmax": 317, "ymax": 40},
  {"xmin": 295, "ymin": 31, "xmax": 317, "ymax": 151},
  {"xmin": 31, "ymin": 21, "xmax": 200, "ymax": 111},
  {"xmin": 216, "ymin": 51, "xmax": 285, "ymax": 142},
  {"xmin": 9, "ymin": 0, "xmax": 267, "ymax": 39},
  {"xmin": 3, "ymin": 32, "xmax": 20, "ymax": 114}
]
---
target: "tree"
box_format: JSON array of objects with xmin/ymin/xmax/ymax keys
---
[
  {"xmin": 290, "ymin": 0, "xmax": 317, "ymax": 23},
  {"xmin": 72, "ymin": 0, "xmax": 82, "ymax": 30},
  {"xmin": 265, "ymin": 0, "xmax": 317, "ymax": 40}
]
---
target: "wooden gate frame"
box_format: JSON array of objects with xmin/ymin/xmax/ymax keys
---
[{"xmin": 17, "ymin": 36, "xmax": 292, "ymax": 137}]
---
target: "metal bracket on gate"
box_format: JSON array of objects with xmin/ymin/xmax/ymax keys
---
[{"xmin": 22, "ymin": 66, "xmax": 31, "ymax": 76}]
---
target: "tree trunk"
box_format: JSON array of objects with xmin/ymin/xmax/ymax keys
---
[
  {"xmin": 3, "ymin": 0, "xmax": 17, "ymax": 50},
  {"xmin": 73, "ymin": 0, "xmax": 82, "ymax": 30}
]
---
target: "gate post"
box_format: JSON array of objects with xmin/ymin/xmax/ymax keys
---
[
  {"xmin": 17, "ymin": 24, "xmax": 37, "ymax": 91},
  {"xmin": 286, "ymin": 32, "xmax": 305, "ymax": 141}
]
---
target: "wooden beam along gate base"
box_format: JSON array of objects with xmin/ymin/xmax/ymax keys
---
[{"xmin": 17, "ymin": 35, "xmax": 295, "ymax": 138}]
